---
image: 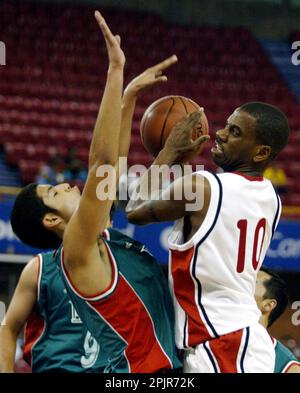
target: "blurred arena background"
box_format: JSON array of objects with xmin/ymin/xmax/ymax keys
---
[{"xmin": 0, "ymin": 0, "xmax": 300, "ymax": 371}]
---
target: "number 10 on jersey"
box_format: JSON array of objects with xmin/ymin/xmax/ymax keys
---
[{"xmin": 236, "ymin": 218, "xmax": 266, "ymax": 273}]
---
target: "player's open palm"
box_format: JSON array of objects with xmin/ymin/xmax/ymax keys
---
[
  {"xmin": 124, "ymin": 55, "xmax": 178, "ymax": 97},
  {"xmin": 95, "ymin": 10, "xmax": 125, "ymax": 69}
]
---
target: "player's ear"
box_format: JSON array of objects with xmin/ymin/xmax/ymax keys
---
[
  {"xmin": 43, "ymin": 212, "xmax": 63, "ymax": 230},
  {"xmin": 253, "ymin": 145, "xmax": 272, "ymax": 163},
  {"xmin": 261, "ymin": 298, "xmax": 277, "ymax": 314}
]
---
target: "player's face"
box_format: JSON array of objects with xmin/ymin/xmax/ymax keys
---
[
  {"xmin": 37, "ymin": 183, "xmax": 81, "ymax": 221},
  {"xmin": 255, "ymin": 270, "xmax": 270, "ymax": 311},
  {"xmin": 211, "ymin": 109, "xmax": 259, "ymax": 171}
]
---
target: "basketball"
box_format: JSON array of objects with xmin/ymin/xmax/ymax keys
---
[{"xmin": 140, "ymin": 95, "xmax": 209, "ymax": 157}]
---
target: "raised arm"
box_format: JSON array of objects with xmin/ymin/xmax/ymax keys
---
[
  {"xmin": 118, "ymin": 55, "xmax": 178, "ymax": 178},
  {"xmin": 0, "ymin": 258, "xmax": 38, "ymax": 373},
  {"xmin": 63, "ymin": 12, "xmax": 125, "ymax": 266},
  {"xmin": 126, "ymin": 111, "xmax": 210, "ymax": 224}
]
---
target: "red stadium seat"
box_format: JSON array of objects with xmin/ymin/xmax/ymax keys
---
[{"xmin": 0, "ymin": 1, "xmax": 299, "ymax": 207}]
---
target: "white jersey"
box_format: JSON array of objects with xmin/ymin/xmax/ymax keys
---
[{"xmin": 168, "ymin": 171, "xmax": 281, "ymax": 350}]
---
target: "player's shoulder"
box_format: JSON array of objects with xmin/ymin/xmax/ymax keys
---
[
  {"xmin": 103, "ymin": 228, "xmax": 131, "ymax": 242},
  {"xmin": 19, "ymin": 256, "xmax": 40, "ymax": 289},
  {"xmin": 104, "ymin": 228, "xmax": 154, "ymax": 257},
  {"xmin": 22, "ymin": 249, "xmax": 58, "ymax": 280},
  {"xmin": 192, "ymin": 170, "xmax": 216, "ymax": 190},
  {"xmin": 24, "ymin": 255, "xmax": 40, "ymax": 273}
]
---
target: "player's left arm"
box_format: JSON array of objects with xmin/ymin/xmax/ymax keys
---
[
  {"xmin": 117, "ymin": 55, "xmax": 178, "ymax": 180},
  {"xmin": 0, "ymin": 258, "xmax": 38, "ymax": 372}
]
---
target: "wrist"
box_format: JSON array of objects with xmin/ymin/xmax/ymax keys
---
[
  {"xmin": 122, "ymin": 89, "xmax": 137, "ymax": 104},
  {"xmin": 108, "ymin": 64, "xmax": 125, "ymax": 74},
  {"xmin": 155, "ymin": 148, "xmax": 178, "ymax": 166}
]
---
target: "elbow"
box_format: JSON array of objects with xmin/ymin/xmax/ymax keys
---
[
  {"xmin": 89, "ymin": 152, "xmax": 118, "ymax": 169},
  {"xmin": 126, "ymin": 210, "xmax": 137, "ymax": 223},
  {"xmin": 126, "ymin": 211, "xmax": 145, "ymax": 225}
]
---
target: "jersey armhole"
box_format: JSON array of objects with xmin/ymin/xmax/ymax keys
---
[
  {"xmin": 282, "ymin": 361, "xmax": 300, "ymax": 373},
  {"xmin": 102, "ymin": 228, "xmax": 110, "ymax": 240},
  {"xmin": 36, "ymin": 254, "xmax": 43, "ymax": 302},
  {"xmin": 271, "ymin": 185, "xmax": 282, "ymax": 237},
  {"xmin": 168, "ymin": 171, "xmax": 222, "ymax": 250},
  {"xmin": 60, "ymin": 243, "xmax": 119, "ymax": 302}
]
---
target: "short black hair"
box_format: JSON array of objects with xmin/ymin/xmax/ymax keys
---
[
  {"xmin": 11, "ymin": 183, "xmax": 61, "ymax": 249},
  {"xmin": 260, "ymin": 266, "xmax": 289, "ymax": 328},
  {"xmin": 240, "ymin": 102, "xmax": 289, "ymax": 159},
  {"xmin": 109, "ymin": 202, "xmax": 116, "ymax": 223}
]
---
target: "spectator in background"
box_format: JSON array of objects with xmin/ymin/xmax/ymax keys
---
[
  {"xmin": 36, "ymin": 152, "xmax": 88, "ymax": 186},
  {"xmin": 65, "ymin": 147, "xmax": 88, "ymax": 183},
  {"xmin": 67, "ymin": 158, "xmax": 87, "ymax": 183},
  {"xmin": 263, "ymin": 163, "xmax": 287, "ymax": 194},
  {"xmin": 36, "ymin": 156, "xmax": 67, "ymax": 185},
  {"xmin": 36, "ymin": 163, "xmax": 56, "ymax": 185}
]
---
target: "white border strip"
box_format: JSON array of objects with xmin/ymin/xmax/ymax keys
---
[
  {"xmin": 282, "ymin": 360, "xmax": 300, "ymax": 373},
  {"xmin": 0, "ymin": 253, "xmax": 33, "ymax": 264},
  {"xmin": 60, "ymin": 245, "xmax": 118, "ymax": 302}
]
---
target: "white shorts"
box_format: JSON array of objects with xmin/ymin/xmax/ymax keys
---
[{"xmin": 183, "ymin": 323, "xmax": 275, "ymax": 373}]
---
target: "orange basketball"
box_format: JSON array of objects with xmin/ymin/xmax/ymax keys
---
[{"xmin": 140, "ymin": 95, "xmax": 209, "ymax": 158}]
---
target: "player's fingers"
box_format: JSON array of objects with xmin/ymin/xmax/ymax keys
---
[
  {"xmin": 155, "ymin": 76, "xmax": 168, "ymax": 83},
  {"xmin": 191, "ymin": 135, "xmax": 210, "ymax": 147},
  {"xmin": 152, "ymin": 55, "xmax": 178, "ymax": 72},
  {"xmin": 94, "ymin": 11, "xmax": 115, "ymax": 45},
  {"xmin": 185, "ymin": 111, "xmax": 202, "ymax": 127},
  {"xmin": 198, "ymin": 107, "xmax": 205, "ymax": 117},
  {"xmin": 115, "ymin": 35, "xmax": 121, "ymax": 45},
  {"xmin": 173, "ymin": 111, "xmax": 200, "ymax": 134}
]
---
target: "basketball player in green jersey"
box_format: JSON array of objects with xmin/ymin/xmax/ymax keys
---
[
  {"xmin": 255, "ymin": 267, "xmax": 300, "ymax": 373},
  {"xmin": 0, "ymin": 208, "xmax": 114, "ymax": 373},
  {"xmin": 0, "ymin": 12, "xmax": 180, "ymax": 373}
]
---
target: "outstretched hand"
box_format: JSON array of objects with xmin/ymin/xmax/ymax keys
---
[
  {"xmin": 124, "ymin": 55, "xmax": 178, "ymax": 97},
  {"xmin": 95, "ymin": 10, "xmax": 125, "ymax": 69},
  {"xmin": 163, "ymin": 111, "xmax": 210, "ymax": 162}
]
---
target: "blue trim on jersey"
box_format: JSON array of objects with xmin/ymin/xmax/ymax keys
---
[
  {"xmin": 203, "ymin": 342, "xmax": 218, "ymax": 373},
  {"xmin": 271, "ymin": 187, "xmax": 281, "ymax": 238},
  {"xmin": 183, "ymin": 314, "xmax": 188, "ymax": 349},
  {"xmin": 240, "ymin": 327, "xmax": 250, "ymax": 373},
  {"xmin": 190, "ymin": 173, "xmax": 223, "ymax": 340}
]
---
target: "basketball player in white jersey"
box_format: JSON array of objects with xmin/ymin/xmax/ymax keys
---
[{"xmin": 126, "ymin": 103, "xmax": 289, "ymax": 372}]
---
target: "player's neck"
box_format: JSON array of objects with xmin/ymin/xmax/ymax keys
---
[
  {"xmin": 230, "ymin": 167, "xmax": 263, "ymax": 178},
  {"xmin": 55, "ymin": 227, "xmax": 65, "ymax": 240},
  {"xmin": 259, "ymin": 315, "xmax": 268, "ymax": 329}
]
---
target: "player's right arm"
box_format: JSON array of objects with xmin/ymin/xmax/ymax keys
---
[
  {"xmin": 62, "ymin": 12, "xmax": 125, "ymax": 295},
  {"xmin": 0, "ymin": 257, "xmax": 38, "ymax": 373}
]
